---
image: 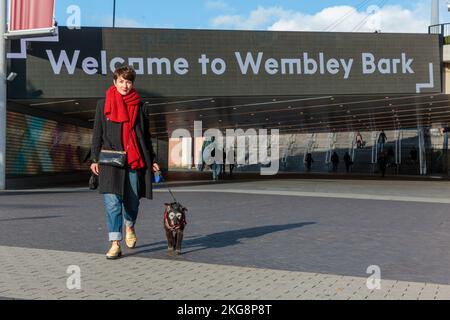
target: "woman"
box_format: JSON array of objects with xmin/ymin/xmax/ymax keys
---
[
  {"xmin": 355, "ymin": 131, "xmax": 363, "ymax": 149},
  {"xmin": 90, "ymin": 66, "xmax": 159, "ymax": 259}
]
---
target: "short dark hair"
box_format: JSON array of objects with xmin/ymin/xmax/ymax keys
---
[{"xmin": 113, "ymin": 66, "xmax": 136, "ymax": 83}]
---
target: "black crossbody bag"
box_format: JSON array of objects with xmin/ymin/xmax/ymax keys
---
[{"xmin": 98, "ymin": 130, "xmax": 133, "ymax": 168}]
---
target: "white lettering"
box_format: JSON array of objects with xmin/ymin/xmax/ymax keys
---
[
  {"xmin": 235, "ymin": 52, "xmax": 263, "ymax": 75},
  {"xmin": 174, "ymin": 58, "xmax": 189, "ymax": 75},
  {"xmin": 147, "ymin": 57, "xmax": 171, "ymax": 75},
  {"xmin": 265, "ymin": 58, "xmax": 279, "ymax": 75},
  {"xmin": 319, "ymin": 52, "xmax": 325, "ymax": 74},
  {"xmin": 101, "ymin": 50, "xmax": 107, "ymax": 75},
  {"xmin": 378, "ymin": 58, "xmax": 391, "ymax": 74},
  {"xmin": 402, "ymin": 53, "xmax": 414, "ymax": 74},
  {"xmin": 362, "ymin": 53, "xmax": 376, "ymax": 74},
  {"xmin": 303, "ymin": 53, "xmax": 317, "ymax": 75},
  {"xmin": 110, "ymin": 57, "xmax": 125, "ymax": 72},
  {"xmin": 46, "ymin": 50, "xmax": 80, "ymax": 74},
  {"xmin": 392, "ymin": 59, "xmax": 401, "ymax": 73},
  {"xmin": 198, "ymin": 54, "xmax": 210, "ymax": 75},
  {"xmin": 211, "ymin": 58, "xmax": 226, "ymax": 75},
  {"xmin": 82, "ymin": 57, "xmax": 98, "ymax": 75},
  {"xmin": 341, "ymin": 58, "xmax": 353, "ymax": 79},
  {"xmin": 128, "ymin": 58, "xmax": 144, "ymax": 74},
  {"xmin": 326, "ymin": 58, "xmax": 340, "ymax": 75},
  {"xmin": 281, "ymin": 59, "xmax": 301, "ymax": 74}
]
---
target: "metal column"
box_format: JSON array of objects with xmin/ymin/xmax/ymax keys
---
[
  {"xmin": 0, "ymin": 0, "xmax": 7, "ymax": 190},
  {"xmin": 418, "ymin": 128, "xmax": 427, "ymax": 175}
]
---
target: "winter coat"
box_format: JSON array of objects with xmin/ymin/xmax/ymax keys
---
[{"xmin": 91, "ymin": 99, "xmax": 156, "ymax": 199}]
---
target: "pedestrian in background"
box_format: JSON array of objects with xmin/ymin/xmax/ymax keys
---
[
  {"xmin": 378, "ymin": 151, "xmax": 388, "ymax": 178},
  {"xmin": 305, "ymin": 153, "xmax": 313, "ymax": 172},
  {"xmin": 355, "ymin": 131, "xmax": 363, "ymax": 149},
  {"xmin": 343, "ymin": 152, "xmax": 352, "ymax": 173},
  {"xmin": 378, "ymin": 130, "xmax": 387, "ymax": 152},
  {"xmin": 331, "ymin": 151, "xmax": 339, "ymax": 172}
]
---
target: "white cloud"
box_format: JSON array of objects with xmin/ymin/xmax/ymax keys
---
[
  {"xmin": 115, "ymin": 17, "xmax": 146, "ymax": 28},
  {"xmin": 210, "ymin": 3, "xmax": 430, "ymax": 33},
  {"xmin": 90, "ymin": 15, "xmax": 147, "ymax": 28},
  {"xmin": 206, "ymin": 1, "xmax": 229, "ymax": 10}
]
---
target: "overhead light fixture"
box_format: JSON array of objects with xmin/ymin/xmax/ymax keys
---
[
  {"xmin": 30, "ymin": 99, "xmax": 77, "ymax": 106},
  {"xmin": 6, "ymin": 72, "xmax": 17, "ymax": 82}
]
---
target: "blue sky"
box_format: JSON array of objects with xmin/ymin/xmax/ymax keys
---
[{"xmin": 53, "ymin": 0, "xmax": 447, "ymax": 33}]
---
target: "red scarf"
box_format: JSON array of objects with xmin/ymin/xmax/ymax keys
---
[{"xmin": 104, "ymin": 85, "xmax": 145, "ymax": 170}]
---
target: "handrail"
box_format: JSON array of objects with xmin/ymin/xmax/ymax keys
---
[{"xmin": 428, "ymin": 23, "xmax": 450, "ymax": 36}]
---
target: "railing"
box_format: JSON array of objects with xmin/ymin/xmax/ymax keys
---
[
  {"xmin": 429, "ymin": 23, "xmax": 450, "ymax": 44},
  {"xmin": 429, "ymin": 23, "xmax": 450, "ymax": 36}
]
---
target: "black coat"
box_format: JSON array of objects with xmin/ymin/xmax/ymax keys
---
[{"xmin": 91, "ymin": 99, "xmax": 156, "ymax": 199}]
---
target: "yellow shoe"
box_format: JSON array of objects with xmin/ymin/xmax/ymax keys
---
[
  {"xmin": 106, "ymin": 242, "xmax": 122, "ymax": 259},
  {"xmin": 125, "ymin": 228, "xmax": 137, "ymax": 249}
]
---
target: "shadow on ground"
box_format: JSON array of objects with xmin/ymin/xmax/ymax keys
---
[{"xmin": 126, "ymin": 222, "xmax": 315, "ymax": 257}]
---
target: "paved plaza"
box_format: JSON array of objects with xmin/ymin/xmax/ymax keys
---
[{"xmin": 1, "ymin": 178, "xmax": 450, "ymax": 300}]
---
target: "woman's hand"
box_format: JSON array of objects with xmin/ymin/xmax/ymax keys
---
[
  {"xmin": 152, "ymin": 163, "xmax": 160, "ymax": 172},
  {"xmin": 90, "ymin": 163, "xmax": 99, "ymax": 176}
]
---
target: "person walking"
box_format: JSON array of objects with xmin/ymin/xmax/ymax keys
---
[
  {"xmin": 202, "ymin": 136, "xmax": 222, "ymax": 181},
  {"xmin": 378, "ymin": 151, "xmax": 388, "ymax": 178},
  {"xmin": 305, "ymin": 153, "xmax": 313, "ymax": 172},
  {"xmin": 355, "ymin": 131, "xmax": 363, "ymax": 149},
  {"xmin": 343, "ymin": 152, "xmax": 352, "ymax": 173},
  {"xmin": 331, "ymin": 151, "xmax": 339, "ymax": 172},
  {"xmin": 377, "ymin": 130, "xmax": 387, "ymax": 152},
  {"xmin": 90, "ymin": 66, "xmax": 160, "ymax": 260},
  {"xmin": 210, "ymin": 137, "xmax": 222, "ymax": 181}
]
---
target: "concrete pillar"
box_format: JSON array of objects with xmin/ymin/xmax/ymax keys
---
[{"xmin": 431, "ymin": 0, "xmax": 440, "ymax": 26}]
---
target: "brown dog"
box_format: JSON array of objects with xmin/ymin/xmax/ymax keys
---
[{"xmin": 163, "ymin": 202, "xmax": 187, "ymax": 255}]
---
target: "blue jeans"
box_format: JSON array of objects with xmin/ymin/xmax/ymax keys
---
[
  {"xmin": 103, "ymin": 169, "xmax": 139, "ymax": 241},
  {"xmin": 212, "ymin": 163, "xmax": 222, "ymax": 180}
]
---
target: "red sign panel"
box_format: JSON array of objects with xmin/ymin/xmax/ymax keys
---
[{"xmin": 9, "ymin": 0, "xmax": 55, "ymax": 32}]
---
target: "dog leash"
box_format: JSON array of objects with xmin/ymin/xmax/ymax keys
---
[{"xmin": 155, "ymin": 170, "xmax": 178, "ymax": 203}]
